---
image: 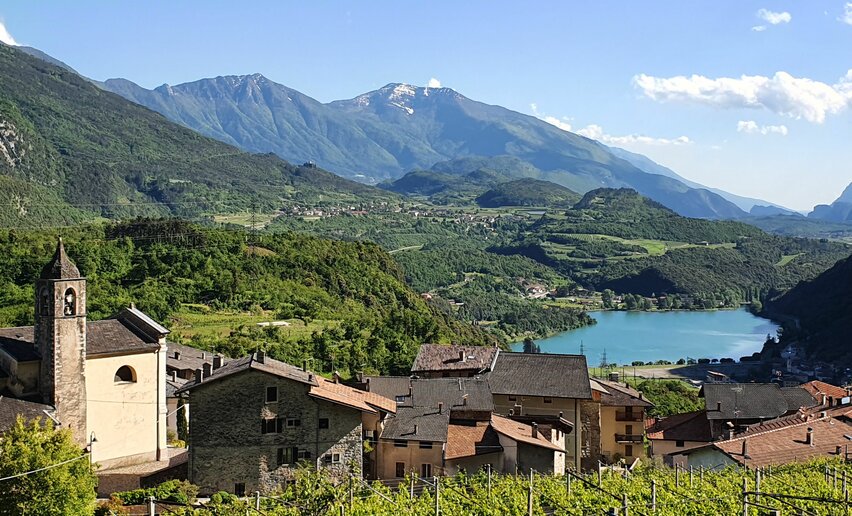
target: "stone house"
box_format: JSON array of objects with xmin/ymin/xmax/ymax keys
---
[
  {"xmin": 700, "ymin": 383, "xmax": 817, "ymax": 438},
  {"xmin": 177, "ymin": 352, "xmax": 395, "ymax": 495},
  {"xmin": 646, "ymin": 409, "xmax": 714, "ymax": 462},
  {"xmin": 0, "ymin": 240, "xmax": 169, "ymax": 470}
]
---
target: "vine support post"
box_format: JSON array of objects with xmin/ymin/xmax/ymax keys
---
[
  {"xmin": 254, "ymin": 491, "xmax": 260, "ymax": 511},
  {"xmin": 349, "ymin": 475, "xmax": 354, "ymax": 508},
  {"xmin": 651, "ymin": 479, "xmax": 656, "ymax": 513},
  {"xmin": 566, "ymin": 469, "xmax": 571, "ymax": 495},
  {"xmin": 700, "ymin": 465, "xmax": 704, "ymax": 484},
  {"xmin": 675, "ymin": 464, "xmax": 680, "ymax": 487},
  {"xmin": 148, "ymin": 496, "xmax": 155, "ymax": 516},
  {"xmin": 340, "ymin": 506, "xmax": 345, "ymax": 516},
  {"xmin": 756, "ymin": 467, "xmax": 761, "ymax": 504},
  {"xmin": 599, "ymin": 463, "xmax": 603, "ymax": 485},
  {"xmin": 434, "ymin": 475, "xmax": 440, "ymax": 516},
  {"xmin": 689, "ymin": 465, "xmax": 693, "ymax": 488},
  {"xmin": 410, "ymin": 473, "xmax": 415, "ymax": 499},
  {"xmin": 528, "ymin": 469, "xmax": 534, "ymax": 516},
  {"xmin": 742, "ymin": 477, "xmax": 748, "ymax": 516},
  {"xmin": 836, "ymin": 466, "xmax": 839, "ymax": 491},
  {"xmin": 488, "ymin": 464, "xmax": 492, "ymax": 499},
  {"xmin": 622, "ymin": 493, "xmax": 629, "ymax": 516}
]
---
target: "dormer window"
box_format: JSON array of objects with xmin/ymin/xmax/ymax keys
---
[{"xmin": 63, "ymin": 288, "xmax": 76, "ymax": 316}]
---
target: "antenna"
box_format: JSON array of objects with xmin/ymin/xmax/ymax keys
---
[
  {"xmin": 579, "ymin": 341, "xmax": 585, "ymax": 356},
  {"xmin": 600, "ymin": 348, "xmax": 608, "ymax": 369}
]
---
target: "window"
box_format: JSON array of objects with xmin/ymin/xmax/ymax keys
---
[
  {"xmin": 421, "ymin": 464, "xmax": 432, "ymax": 478},
  {"xmin": 395, "ymin": 395, "xmax": 406, "ymax": 403},
  {"xmin": 332, "ymin": 453, "xmax": 341, "ymax": 464},
  {"xmin": 543, "ymin": 397, "xmax": 553, "ymax": 404},
  {"xmin": 419, "ymin": 441, "xmax": 433, "ymax": 449},
  {"xmin": 234, "ymin": 483, "xmax": 246, "ymax": 497},
  {"xmin": 625, "ymin": 445, "xmax": 634, "ymax": 457},
  {"xmin": 318, "ymin": 418, "xmax": 329, "ymax": 429},
  {"xmin": 277, "ymin": 447, "xmax": 295, "ymax": 466},
  {"xmin": 286, "ymin": 418, "xmax": 301, "ymax": 428},
  {"xmin": 394, "ymin": 440, "xmax": 408, "ymax": 448},
  {"xmin": 297, "ymin": 449, "xmax": 311, "ymax": 460},
  {"xmin": 114, "ymin": 366, "xmax": 136, "ymax": 383},
  {"xmin": 675, "ymin": 440, "xmax": 685, "ymax": 448},
  {"xmin": 266, "ymin": 386, "xmax": 278, "ymax": 403},
  {"xmin": 395, "ymin": 462, "xmax": 406, "ymax": 478},
  {"xmin": 625, "ymin": 425, "xmax": 633, "ymax": 435},
  {"xmin": 508, "ymin": 396, "xmax": 517, "ymax": 402},
  {"xmin": 63, "ymin": 288, "xmax": 76, "ymax": 316},
  {"xmin": 261, "ymin": 418, "xmax": 280, "ymax": 434}
]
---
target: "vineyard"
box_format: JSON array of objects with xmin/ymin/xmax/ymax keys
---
[{"xmin": 132, "ymin": 458, "xmax": 852, "ymax": 515}]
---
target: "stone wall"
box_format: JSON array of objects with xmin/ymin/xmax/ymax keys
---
[
  {"xmin": 580, "ymin": 400, "xmax": 601, "ymax": 471},
  {"xmin": 188, "ymin": 368, "xmax": 363, "ymax": 495}
]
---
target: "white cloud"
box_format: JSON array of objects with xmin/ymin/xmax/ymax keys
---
[
  {"xmin": 736, "ymin": 120, "xmax": 789, "ymax": 135},
  {"xmin": 757, "ymin": 8, "xmax": 791, "ymax": 25},
  {"xmin": 840, "ymin": 3, "xmax": 852, "ymax": 24},
  {"xmin": 752, "ymin": 25, "xmax": 767, "ymax": 32},
  {"xmin": 633, "ymin": 70, "xmax": 852, "ymax": 123},
  {"xmin": 427, "ymin": 78, "xmax": 441, "ymax": 88},
  {"xmin": 0, "ymin": 21, "xmax": 18, "ymax": 46},
  {"xmin": 530, "ymin": 103, "xmax": 574, "ymax": 131}
]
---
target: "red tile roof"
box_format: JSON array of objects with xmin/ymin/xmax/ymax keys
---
[
  {"xmin": 800, "ymin": 381, "xmax": 849, "ymax": 403},
  {"xmin": 646, "ymin": 410, "xmax": 713, "ymax": 443},
  {"xmin": 490, "ymin": 414, "xmax": 564, "ymax": 452},
  {"xmin": 445, "ymin": 422, "xmax": 502, "ymax": 460},
  {"xmin": 311, "ymin": 376, "xmax": 397, "ymax": 414}
]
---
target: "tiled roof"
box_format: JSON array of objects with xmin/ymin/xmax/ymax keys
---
[
  {"xmin": 646, "ymin": 410, "xmax": 714, "ymax": 442},
  {"xmin": 780, "ymin": 387, "xmax": 819, "ymax": 412},
  {"xmin": 0, "ymin": 327, "xmax": 39, "ymax": 361},
  {"xmin": 596, "ymin": 379, "xmax": 653, "ymax": 408},
  {"xmin": 176, "ymin": 353, "xmax": 395, "ymax": 414},
  {"xmin": 490, "ymin": 414, "xmax": 564, "ymax": 452},
  {"xmin": 381, "ymin": 406, "xmax": 450, "ymax": 442},
  {"xmin": 800, "ymin": 381, "xmax": 849, "ymax": 403},
  {"xmin": 699, "ymin": 411, "xmax": 852, "ymax": 468},
  {"xmin": 445, "ymin": 422, "xmax": 502, "ymax": 460},
  {"xmin": 361, "ymin": 376, "xmax": 493, "ymax": 413},
  {"xmin": 40, "ymin": 239, "xmax": 80, "ymax": 280},
  {"xmin": 0, "ymin": 396, "xmax": 56, "ymax": 432},
  {"xmin": 488, "ymin": 352, "xmax": 592, "ymax": 399},
  {"xmin": 0, "ymin": 317, "xmax": 162, "ymax": 360},
  {"xmin": 166, "ymin": 342, "xmax": 214, "ymax": 372},
  {"xmin": 361, "ymin": 376, "xmax": 412, "ymax": 402},
  {"xmin": 411, "ymin": 344, "xmax": 499, "ymax": 373},
  {"xmin": 166, "ymin": 377, "xmax": 189, "ymax": 398},
  {"xmin": 701, "ymin": 383, "xmax": 789, "ymax": 420}
]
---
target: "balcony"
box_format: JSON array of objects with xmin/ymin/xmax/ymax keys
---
[
  {"xmin": 615, "ymin": 434, "xmax": 644, "ymax": 444},
  {"xmin": 615, "ymin": 411, "xmax": 643, "ymax": 422}
]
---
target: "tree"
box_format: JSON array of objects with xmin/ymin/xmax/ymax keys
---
[
  {"xmin": 601, "ymin": 289, "xmax": 614, "ymax": 309},
  {"xmin": 176, "ymin": 397, "xmax": 189, "ymax": 443},
  {"xmin": 0, "ymin": 417, "xmax": 97, "ymax": 516},
  {"xmin": 522, "ymin": 337, "xmax": 540, "ymax": 354}
]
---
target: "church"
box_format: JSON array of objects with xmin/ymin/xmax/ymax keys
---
[{"xmin": 0, "ymin": 239, "xmax": 169, "ymax": 469}]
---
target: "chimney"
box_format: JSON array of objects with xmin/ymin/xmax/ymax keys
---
[
  {"xmin": 459, "ymin": 350, "xmax": 466, "ymax": 363},
  {"xmin": 438, "ymin": 402, "xmax": 443, "ymax": 414},
  {"xmin": 202, "ymin": 362, "xmax": 212, "ymax": 378},
  {"xmin": 195, "ymin": 368, "xmax": 203, "ymax": 383},
  {"xmin": 806, "ymin": 427, "xmax": 814, "ymax": 446},
  {"xmin": 256, "ymin": 351, "xmax": 265, "ymax": 364},
  {"xmin": 462, "ymin": 394, "xmax": 468, "ymax": 406},
  {"xmin": 212, "ymin": 355, "xmax": 223, "ymax": 370},
  {"xmin": 531, "ymin": 422, "xmax": 539, "ymax": 439},
  {"xmin": 742, "ymin": 439, "xmax": 750, "ymax": 459},
  {"xmin": 333, "ymin": 371, "xmax": 342, "ymax": 384},
  {"xmin": 829, "ymin": 396, "xmax": 835, "ymax": 407},
  {"xmin": 308, "ymin": 373, "xmax": 314, "ymax": 383},
  {"xmin": 559, "ymin": 411, "xmax": 564, "ymax": 419},
  {"xmin": 822, "ymin": 394, "xmax": 827, "ymax": 406},
  {"xmin": 366, "ymin": 378, "xmax": 371, "ymax": 391},
  {"xmin": 170, "ymin": 370, "xmax": 177, "ymax": 382},
  {"xmin": 414, "ymin": 424, "xmax": 418, "ymax": 435},
  {"xmin": 201, "ymin": 352, "xmax": 206, "ymax": 359},
  {"xmin": 458, "ymin": 378, "xmax": 463, "ymax": 391},
  {"xmin": 837, "ymin": 445, "xmax": 843, "ymax": 455},
  {"xmin": 174, "ymin": 350, "xmax": 181, "ymax": 360},
  {"xmin": 717, "ymin": 402, "xmax": 722, "ymax": 412}
]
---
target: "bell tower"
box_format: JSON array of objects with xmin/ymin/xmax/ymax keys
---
[{"xmin": 34, "ymin": 238, "xmax": 88, "ymax": 444}]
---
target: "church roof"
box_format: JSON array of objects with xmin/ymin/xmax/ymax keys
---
[
  {"xmin": 0, "ymin": 396, "xmax": 56, "ymax": 432},
  {"xmin": 40, "ymin": 239, "xmax": 81, "ymax": 280}
]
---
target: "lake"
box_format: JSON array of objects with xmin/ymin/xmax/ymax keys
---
[{"xmin": 510, "ymin": 308, "xmax": 779, "ymax": 365}]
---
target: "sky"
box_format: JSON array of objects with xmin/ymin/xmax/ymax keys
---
[{"xmin": 2, "ymin": 1, "xmax": 851, "ymax": 210}]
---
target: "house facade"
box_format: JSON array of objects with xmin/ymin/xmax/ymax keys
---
[
  {"xmin": 178, "ymin": 352, "xmax": 395, "ymax": 495},
  {"xmin": 595, "ymin": 379, "xmax": 652, "ymax": 463},
  {"xmin": 0, "ymin": 240, "xmax": 168, "ymax": 469}
]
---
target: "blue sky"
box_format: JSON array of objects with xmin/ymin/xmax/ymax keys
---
[{"xmin": 2, "ymin": 1, "xmax": 851, "ymax": 210}]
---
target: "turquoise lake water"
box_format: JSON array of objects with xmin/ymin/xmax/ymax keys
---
[{"xmin": 509, "ymin": 308, "xmax": 779, "ymax": 365}]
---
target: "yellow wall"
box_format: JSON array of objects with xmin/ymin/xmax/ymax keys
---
[
  {"xmin": 376, "ymin": 440, "xmax": 444, "ymax": 478},
  {"xmin": 492, "ymin": 394, "xmax": 581, "ymax": 470},
  {"xmin": 86, "ymin": 350, "xmax": 166, "ymax": 466},
  {"xmin": 599, "ymin": 406, "xmax": 644, "ymax": 462},
  {"xmin": 649, "ymin": 439, "xmax": 707, "ymax": 458}
]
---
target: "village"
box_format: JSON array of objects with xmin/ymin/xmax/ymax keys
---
[{"xmin": 1, "ymin": 241, "xmax": 851, "ymax": 513}]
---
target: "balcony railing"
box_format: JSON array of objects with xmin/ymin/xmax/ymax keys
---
[
  {"xmin": 615, "ymin": 411, "xmax": 643, "ymax": 422},
  {"xmin": 615, "ymin": 434, "xmax": 644, "ymax": 444}
]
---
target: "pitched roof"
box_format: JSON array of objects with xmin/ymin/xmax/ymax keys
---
[
  {"xmin": 411, "ymin": 344, "xmax": 499, "ymax": 374},
  {"xmin": 361, "ymin": 376, "xmax": 412, "ymax": 401},
  {"xmin": 166, "ymin": 376, "xmax": 189, "ymax": 398},
  {"xmin": 490, "ymin": 414, "xmax": 565, "ymax": 452},
  {"xmin": 487, "ymin": 352, "xmax": 592, "ymax": 399},
  {"xmin": 0, "ymin": 317, "xmax": 162, "ymax": 360},
  {"xmin": 696, "ymin": 410, "xmax": 852, "ymax": 468},
  {"xmin": 361, "ymin": 376, "xmax": 493, "ymax": 413},
  {"xmin": 596, "ymin": 379, "xmax": 653, "ymax": 408},
  {"xmin": 780, "ymin": 387, "xmax": 819, "ymax": 412},
  {"xmin": 701, "ymin": 383, "xmax": 789, "ymax": 420},
  {"xmin": 380, "ymin": 406, "xmax": 450, "ymax": 442},
  {"xmin": 646, "ymin": 410, "xmax": 714, "ymax": 442},
  {"xmin": 0, "ymin": 396, "xmax": 56, "ymax": 432},
  {"xmin": 40, "ymin": 239, "xmax": 80, "ymax": 280},
  {"xmin": 166, "ymin": 342, "xmax": 214, "ymax": 372},
  {"xmin": 176, "ymin": 353, "xmax": 395, "ymax": 414},
  {"xmin": 800, "ymin": 381, "xmax": 849, "ymax": 402},
  {"xmin": 445, "ymin": 422, "xmax": 502, "ymax": 460}
]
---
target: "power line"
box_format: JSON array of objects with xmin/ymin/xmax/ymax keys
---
[{"xmin": 0, "ymin": 453, "xmax": 88, "ymax": 482}]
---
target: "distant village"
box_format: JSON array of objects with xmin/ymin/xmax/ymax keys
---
[{"xmin": 1, "ymin": 241, "xmax": 851, "ymax": 500}]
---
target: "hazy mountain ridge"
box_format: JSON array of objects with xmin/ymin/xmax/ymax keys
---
[{"xmin": 809, "ymin": 182, "xmax": 852, "ymax": 223}]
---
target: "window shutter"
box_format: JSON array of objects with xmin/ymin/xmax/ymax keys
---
[
  {"xmin": 261, "ymin": 420, "xmax": 267, "ymax": 434},
  {"xmin": 276, "ymin": 417, "xmax": 283, "ymax": 433}
]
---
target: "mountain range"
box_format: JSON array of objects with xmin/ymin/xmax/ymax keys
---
[
  {"xmin": 98, "ymin": 73, "xmax": 760, "ymax": 219},
  {"xmin": 808, "ymin": 182, "xmax": 852, "ymax": 223},
  {"xmin": 0, "ymin": 44, "xmax": 385, "ymax": 226}
]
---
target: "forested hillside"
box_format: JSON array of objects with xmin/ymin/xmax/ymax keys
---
[
  {"xmin": 0, "ymin": 221, "xmax": 497, "ymax": 375},
  {"xmin": 0, "ymin": 44, "xmax": 387, "ymax": 227},
  {"xmin": 765, "ymin": 252, "xmax": 852, "ymax": 365}
]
